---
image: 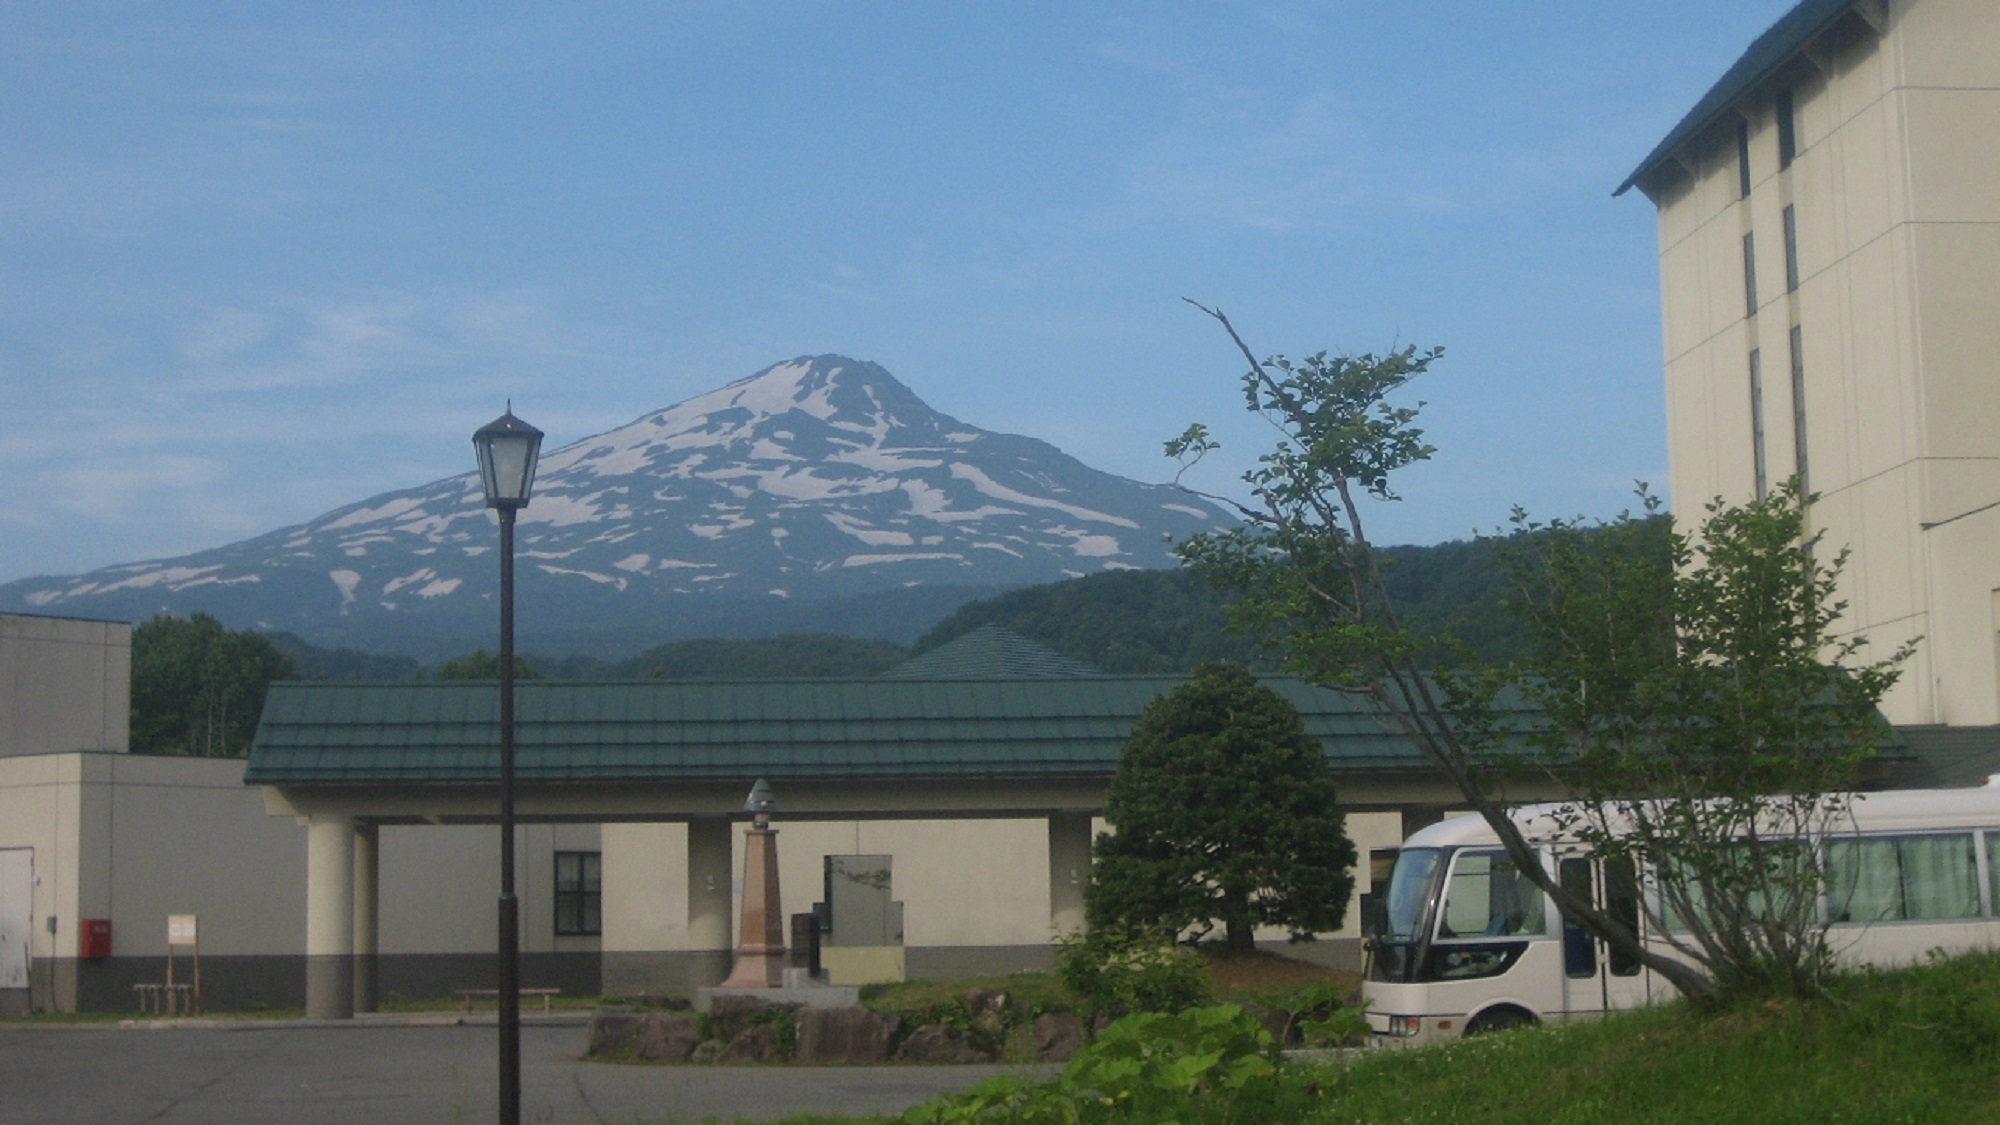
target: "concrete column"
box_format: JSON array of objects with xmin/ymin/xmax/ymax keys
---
[
  {"xmin": 686, "ymin": 818, "xmax": 733, "ymax": 951},
  {"xmin": 305, "ymin": 815, "xmax": 356, "ymax": 1020},
  {"xmin": 1048, "ymin": 813, "xmax": 1092, "ymax": 937},
  {"xmin": 351, "ymin": 821, "xmax": 379, "ymax": 1014}
]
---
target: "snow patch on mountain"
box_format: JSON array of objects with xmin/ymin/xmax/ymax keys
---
[{"xmin": 0, "ymin": 354, "xmax": 1232, "ymax": 646}]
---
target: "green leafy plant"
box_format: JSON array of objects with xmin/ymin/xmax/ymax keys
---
[
  {"xmin": 899, "ymin": 1003, "xmax": 1315, "ymax": 1124},
  {"xmin": 1055, "ymin": 927, "xmax": 1212, "ymax": 1018}
]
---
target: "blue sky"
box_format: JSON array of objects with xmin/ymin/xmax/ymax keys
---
[{"xmin": 0, "ymin": 2, "xmax": 1795, "ymax": 585}]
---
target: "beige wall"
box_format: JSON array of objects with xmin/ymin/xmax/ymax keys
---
[
  {"xmin": 0, "ymin": 614, "xmax": 128, "ymax": 758},
  {"xmin": 603, "ymin": 810, "xmax": 1407, "ymax": 958},
  {"xmin": 377, "ymin": 822, "xmax": 600, "ymax": 956},
  {"xmin": 1649, "ymin": 0, "xmax": 2000, "ymax": 725}
]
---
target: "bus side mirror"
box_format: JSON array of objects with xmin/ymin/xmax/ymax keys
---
[{"xmin": 1360, "ymin": 895, "xmax": 1387, "ymax": 940}]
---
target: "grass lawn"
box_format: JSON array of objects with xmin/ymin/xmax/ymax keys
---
[{"xmin": 747, "ymin": 949, "xmax": 2000, "ymax": 1124}]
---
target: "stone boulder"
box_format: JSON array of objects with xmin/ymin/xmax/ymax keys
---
[
  {"xmin": 586, "ymin": 1010, "xmax": 644, "ymax": 1058},
  {"xmin": 794, "ymin": 1005, "xmax": 901, "ymax": 1065},
  {"xmin": 717, "ymin": 1023, "xmax": 783, "ymax": 1063},
  {"xmin": 895, "ymin": 1024, "xmax": 992, "ymax": 1064},
  {"xmin": 964, "ymin": 988, "xmax": 1010, "ymax": 1036},
  {"xmin": 635, "ymin": 1012, "xmax": 701, "ymax": 1062},
  {"xmin": 705, "ymin": 994, "xmax": 776, "ymax": 1043},
  {"xmin": 1032, "ymin": 1012, "xmax": 1086, "ymax": 1063},
  {"xmin": 1242, "ymin": 1003, "xmax": 1291, "ymax": 1045}
]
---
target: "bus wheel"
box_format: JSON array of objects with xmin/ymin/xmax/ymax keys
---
[{"xmin": 1464, "ymin": 1006, "xmax": 1536, "ymax": 1036}]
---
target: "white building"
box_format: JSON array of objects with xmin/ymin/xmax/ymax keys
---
[
  {"xmin": 3, "ymin": 614, "xmax": 1430, "ymax": 1015},
  {"xmin": 1621, "ymin": 0, "xmax": 2000, "ymax": 727}
]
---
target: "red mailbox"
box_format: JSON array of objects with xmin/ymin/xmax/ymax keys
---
[{"xmin": 79, "ymin": 919, "xmax": 112, "ymax": 960}]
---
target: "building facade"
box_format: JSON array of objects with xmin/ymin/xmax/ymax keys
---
[{"xmin": 1622, "ymin": 0, "xmax": 2000, "ymax": 726}]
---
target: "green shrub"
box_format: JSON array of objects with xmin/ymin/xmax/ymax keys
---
[
  {"xmin": 1055, "ymin": 928, "xmax": 1212, "ymax": 1018},
  {"xmin": 900, "ymin": 1003, "xmax": 1317, "ymax": 1124}
]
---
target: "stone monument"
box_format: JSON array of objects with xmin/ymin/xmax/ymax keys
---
[
  {"xmin": 719, "ymin": 779, "xmax": 785, "ymax": 989},
  {"xmin": 698, "ymin": 780, "xmax": 860, "ymax": 1011}
]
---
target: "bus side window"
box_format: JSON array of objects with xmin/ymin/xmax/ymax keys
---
[
  {"xmin": 1606, "ymin": 856, "xmax": 1641, "ymax": 977},
  {"xmin": 1561, "ymin": 857, "xmax": 1595, "ymax": 979}
]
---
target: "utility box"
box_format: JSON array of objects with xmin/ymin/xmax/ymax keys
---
[{"xmin": 79, "ymin": 919, "xmax": 111, "ymax": 960}]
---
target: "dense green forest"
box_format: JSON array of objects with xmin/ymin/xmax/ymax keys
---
[{"xmin": 908, "ymin": 535, "xmax": 1543, "ymax": 673}]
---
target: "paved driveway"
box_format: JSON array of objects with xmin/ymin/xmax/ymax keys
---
[{"xmin": 0, "ymin": 1018, "xmax": 1032, "ymax": 1124}]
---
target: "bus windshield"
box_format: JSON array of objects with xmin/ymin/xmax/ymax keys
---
[{"xmin": 1383, "ymin": 847, "xmax": 1444, "ymax": 942}]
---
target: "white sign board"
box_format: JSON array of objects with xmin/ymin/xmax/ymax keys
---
[{"xmin": 167, "ymin": 914, "xmax": 198, "ymax": 946}]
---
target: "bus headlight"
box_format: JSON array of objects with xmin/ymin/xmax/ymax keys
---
[{"xmin": 1386, "ymin": 1015, "xmax": 1421, "ymax": 1038}]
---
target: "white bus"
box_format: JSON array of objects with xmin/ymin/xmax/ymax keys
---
[{"xmin": 1361, "ymin": 782, "xmax": 2000, "ymax": 1045}]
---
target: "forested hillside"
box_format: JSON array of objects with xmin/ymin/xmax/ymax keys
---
[
  {"xmin": 268, "ymin": 522, "xmax": 1662, "ymax": 680},
  {"xmin": 910, "ymin": 534, "xmax": 1555, "ymax": 673}
]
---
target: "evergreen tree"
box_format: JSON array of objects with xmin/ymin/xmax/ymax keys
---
[
  {"xmin": 130, "ymin": 613, "xmax": 294, "ymax": 757},
  {"xmin": 428, "ymin": 650, "xmax": 541, "ymax": 680},
  {"xmin": 1087, "ymin": 662, "xmax": 1356, "ymax": 951}
]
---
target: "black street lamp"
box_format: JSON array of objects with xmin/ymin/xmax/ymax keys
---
[{"xmin": 473, "ymin": 404, "xmax": 542, "ymax": 1125}]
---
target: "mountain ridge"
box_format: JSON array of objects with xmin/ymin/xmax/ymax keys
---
[{"xmin": 3, "ymin": 355, "xmax": 1229, "ymax": 658}]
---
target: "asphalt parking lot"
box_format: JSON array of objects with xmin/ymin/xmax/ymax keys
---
[{"xmin": 0, "ymin": 1016, "xmax": 1031, "ymax": 1124}]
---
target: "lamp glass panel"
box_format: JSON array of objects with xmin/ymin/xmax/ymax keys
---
[{"xmin": 481, "ymin": 434, "xmax": 540, "ymax": 504}]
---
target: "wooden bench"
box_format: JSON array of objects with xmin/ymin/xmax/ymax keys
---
[{"xmin": 455, "ymin": 988, "xmax": 560, "ymax": 1013}]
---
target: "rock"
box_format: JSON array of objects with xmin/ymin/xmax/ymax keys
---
[
  {"xmin": 635, "ymin": 1012, "xmax": 701, "ymax": 1062},
  {"xmin": 717, "ymin": 1023, "xmax": 782, "ymax": 1063},
  {"xmin": 689, "ymin": 1040, "xmax": 723, "ymax": 1065},
  {"xmin": 964, "ymin": 987, "xmax": 1009, "ymax": 1021},
  {"xmin": 895, "ymin": 1023, "xmax": 993, "ymax": 1064},
  {"xmin": 794, "ymin": 1005, "xmax": 900, "ymax": 1065},
  {"xmin": 705, "ymin": 994, "xmax": 773, "ymax": 1043},
  {"xmin": 1243, "ymin": 1003, "xmax": 1292, "ymax": 1045},
  {"xmin": 1032, "ymin": 1012, "xmax": 1086, "ymax": 1063},
  {"xmin": 587, "ymin": 1010, "xmax": 645, "ymax": 1058},
  {"xmin": 965, "ymin": 987, "xmax": 1010, "ymax": 1036}
]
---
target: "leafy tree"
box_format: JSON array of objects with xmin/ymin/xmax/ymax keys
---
[
  {"xmin": 1496, "ymin": 481, "xmax": 1912, "ymax": 999},
  {"xmin": 1087, "ymin": 661, "xmax": 1356, "ymax": 952},
  {"xmin": 1168, "ymin": 302, "xmax": 1908, "ymax": 1006},
  {"xmin": 131, "ymin": 613, "xmax": 295, "ymax": 757},
  {"xmin": 427, "ymin": 650, "xmax": 541, "ymax": 680}
]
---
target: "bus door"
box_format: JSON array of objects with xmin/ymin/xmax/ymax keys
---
[{"xmin": 1558, "ymin": 855, "xmax": 1651, "ymax": 1018}]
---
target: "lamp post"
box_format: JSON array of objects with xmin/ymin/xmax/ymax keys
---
[{"xmin": 473, "ymin": 404, "xmax": 542, "ymax": 1125}]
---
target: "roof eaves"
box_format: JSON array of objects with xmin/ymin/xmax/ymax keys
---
[{"xmin": 1615, "ymin": 0, "xmax": 1854, "ymax": 198}]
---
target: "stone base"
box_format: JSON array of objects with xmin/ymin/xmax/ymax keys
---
[
  {"xmin": 695, "ymin": 985, "xmax": 860, "ymax": 1012},
  {"xmin": 821, "ymin": 945, "xmax": 905, "ymax": 986}
]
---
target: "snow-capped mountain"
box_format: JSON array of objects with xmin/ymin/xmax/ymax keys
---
[{"xmin": 1, "ymin": 356, "xmax": 1229, "ymax": 657}]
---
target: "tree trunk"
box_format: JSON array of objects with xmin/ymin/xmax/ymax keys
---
[{"xmin": 1223, "ymin": 893, "xmax": 1255, "ymax": 953}]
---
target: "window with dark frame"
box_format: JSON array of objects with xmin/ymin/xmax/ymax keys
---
[
  {"xmin": 1743, "ymin": 232, "xmax": 1759, "ymax": 318},
  {"xmin": 1783, "ymin": 205, "xmax": 1800, "ymax": 292},
  {"xmin": 1790, "ymin": 325, "xmax": 1809, "ymax": 495},
  {"xmin": 1750, "ymin": 349, "xmax": 1768, "ymax": 500},
  {"xmin": 1737, "ymin": 119, "xmax": 1752, "ymax": 198},
  {"xmin": 555, "ymin": 851, "xmax": 602, "ymax": 936},
  {"xmin": 1777, "ymin": 88, "xmax": 1797, "ymax": 169}
]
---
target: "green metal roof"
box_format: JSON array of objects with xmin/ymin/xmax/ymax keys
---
[
  {"xmin": 246, "ymin": 675, "xmax": 1513, "ymax": 786},
  {"xmin": 883, "ymin": 625, "xmax": 1102, "ymax": 679}
]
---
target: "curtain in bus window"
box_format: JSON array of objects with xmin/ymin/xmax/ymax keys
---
[
  {"xmin": 1900, "ymin": 834, "xmax": 1978, "ymax": 919},
  {"xmin": 1989, "ymin": 834, "xmax": 2000, "ymax": 917},
  {"xmin": 1829, "ymin": 838, "xmax": 1904, "ymax": 922},
  {"xmin": 1829, "ymin": 835, "xmax": 1979, "ymax": 922}
]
